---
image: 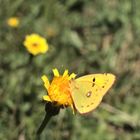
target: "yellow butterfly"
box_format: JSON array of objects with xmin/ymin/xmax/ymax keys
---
[{"xmin": 70, "ymin": 73, "xmax": 116, "ymax": 114}]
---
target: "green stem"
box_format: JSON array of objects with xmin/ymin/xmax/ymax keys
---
[
  {"xmin": 37, "ymin": 113, "xmax": 51, "ymax": 135},
  {"xmin": 36, "ymin": 103, "xmax": 60, "ymax": 135}
]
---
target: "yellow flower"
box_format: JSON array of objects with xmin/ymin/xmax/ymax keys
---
[
  {"xmin": 23, "ymin": 34, "xmax": 49, "ymax": 55},
  {"xmin": 7, "ymin": 17, "xmax": 20, "ymax": 27},
  {"xmin": 42, "ymin": 68, "xmax": 76, "ymax": 111},
  {"xmin": 46, "ymin": 26, "xmax": 57, "ymax": 38}
]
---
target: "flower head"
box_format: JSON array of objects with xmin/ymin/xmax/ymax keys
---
[
  {"xmin": 42, "ymin": 68, "xmax": 76, "ymax": 111},
  {"xmin": 23, "ymin": 34, "xmax": 48, "ymax": 55},
  {"xmin": 7, "ymin": 17, "xmax": 20, "ymax": 28},
  {"xmin": 46, "ymin": 26, "xmax": 57, "ymax": 38}
]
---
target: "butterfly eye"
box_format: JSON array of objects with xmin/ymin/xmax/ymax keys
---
[{"xmin": 86, "ymin": 91, "xmax": 92, "ymax": 97}]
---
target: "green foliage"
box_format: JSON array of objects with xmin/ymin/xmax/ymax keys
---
[{"xmin": 0, "ymin": 0, "xmax": 140, "ymax": 139}]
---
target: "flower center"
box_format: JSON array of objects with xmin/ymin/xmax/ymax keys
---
[
  {"xmin": 32, "ymin": 43, "xmax": 39, "ymax": 47},
  {"xmin": 48, "ymin": 76, "xmax": 73, "ymax": 106}
]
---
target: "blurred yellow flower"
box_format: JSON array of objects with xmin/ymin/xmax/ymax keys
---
[
  {"xmin": 23, "ymin": 34, "xmax": 49, "ymax": 55},
  {"xmin": 42, "ymin": 68, "xmax": 76, "ymax": 111},
  {"xmin": 7, "ymin": 17, "xmax": 20, "ymax": 27},
  {"xmin": 46, "ymin": 26, "xmax": 57, "ymax": 38}
]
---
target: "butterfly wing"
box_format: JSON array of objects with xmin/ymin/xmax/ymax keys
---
[{"xmin": 70, "ymin": 73, "xmax": 116, "ymax": 114}]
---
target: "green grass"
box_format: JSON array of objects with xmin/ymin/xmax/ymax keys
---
[{"xmin": 0, "ymin": 0, "xmax": 140, "ymax": 139}]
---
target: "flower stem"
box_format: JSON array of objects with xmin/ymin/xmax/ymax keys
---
[
  {"xmin": 37, "ymin": 102, "xmax": 60, "ymax": 135},
  {"xmin": 37, "ymin": 113, "xmax": 51, "ymax": 135}
]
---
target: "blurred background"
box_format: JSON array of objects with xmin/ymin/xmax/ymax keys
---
[{"xmin": 0, "ymin": 0, "xmax": 140, "ymax": 139}]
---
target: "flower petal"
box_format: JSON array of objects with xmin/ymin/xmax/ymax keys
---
[
  {"xmin": 53, "ymin": 68, "xmax": 59, "ymax": 77},
  {"xmin": 41, "ymin": 75, "xmax": 50, "ymax": 90},
  {"xmin": 69, "ymin": 73, "xmax": 76, "ymax": 80},
  {"xmin": 63, "ymin": 69, "xmax": 68, "ymax": 77},
  {"xmin": 43, "ymin": 95, "xmax": 52, "ymax": 102}
]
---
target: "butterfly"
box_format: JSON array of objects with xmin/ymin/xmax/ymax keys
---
[{"xmin": 70, "ymin": 73, "xmax": 116, "ymax": 114}]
